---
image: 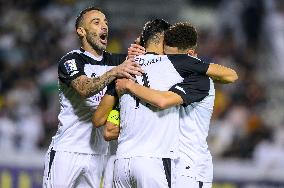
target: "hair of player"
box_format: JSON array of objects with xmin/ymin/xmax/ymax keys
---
[
  {"xmin": 140, "ymin": 19, "xmax": 171, "ymax": 48},
  {"xmin": 164, "ymin": 22, "xmax": 198, "ymax": 50},
  {"xmin": 75, "ymin": 7, "xmax": 103, "ymax": 29}
]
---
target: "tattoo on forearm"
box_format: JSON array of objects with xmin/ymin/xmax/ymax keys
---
[{"xmin": 72, "ymin": 70, "xmax": 115, "ymax": 98}]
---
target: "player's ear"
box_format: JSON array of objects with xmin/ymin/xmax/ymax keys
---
[
  {"xmin": 76, "ymin": 27, "xmax": 86, "ymax": 38},
  {"xmin": 187, "ymin": 49, "xmax": 197, "ymax": 57}
]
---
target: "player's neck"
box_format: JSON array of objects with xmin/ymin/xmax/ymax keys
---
[
  {"xmin": 146, "ymin": 45, "xmax": 163, "ymax": 55},
  {"xmin": 81, "ymin": 42, "xmax": 103, "ymax": 57}
]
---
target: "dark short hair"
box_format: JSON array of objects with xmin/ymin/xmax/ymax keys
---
[
  {"xmin": 140, "ymin": 19, "xmax": 171, "ymax": 47},
  {"xmin": 75, "ymin": 7, "xmax": 103, "ymax": 29},
  {"xmin": 164, "ymin": 22, "xmax": 197, "ymax": 50}
]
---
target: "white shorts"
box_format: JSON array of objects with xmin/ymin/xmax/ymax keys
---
[
  {"xmin": 43, "ymin": 148, "xmax": 106, "ymax": 188},
  {"xmin": 113, "ymin": 157, "xmax": 172, "ymax": 188},
  {"xmin": 103, "ymin": 155, "xmax": 116, "ymax": 188},
  {"xmin": 174, "ymin": 176, "xmax": 212, "ymax": 188},
  {"xmin": 173, "ymin": 158, "xmax": 212, "ymax": 188}
]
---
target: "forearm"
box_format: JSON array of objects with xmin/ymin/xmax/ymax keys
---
[
  {"xmin": 127, "ymin": 83, "xmax": 183, "ymax": 109},
  {"xmin": 211, "ymin": 76, "xmax": 235, "ymax": 84},
  {"xmin": 206, "ymin": 63, "xmax": 238, "ymax": 84},
  {"xmin": 92, "ymin": 95, "xmax": 117, "ymax": 127},
  {"xmin": 72, "ymin": 70, "xmax": 116, "ymax": 98},
  {"xmin": 93, "ymin": 110, "xmax": 109, "ymax": 127}
]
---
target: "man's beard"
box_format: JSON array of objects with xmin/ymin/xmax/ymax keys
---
[{"xmin": 86, "ymin": 31, "xmax": 106, "ymax": 52}]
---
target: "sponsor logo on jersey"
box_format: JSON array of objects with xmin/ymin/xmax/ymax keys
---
[{"xmin": 64, "ymin": 59, "xmax": 78, "ymax": 75}]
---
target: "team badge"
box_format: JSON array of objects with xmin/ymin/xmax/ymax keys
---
[{"xmin": 64, "ymin": 59, "xmax": 78, "ymax": 76}]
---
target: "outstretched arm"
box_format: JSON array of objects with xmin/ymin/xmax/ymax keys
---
[
  {"xmin": 167, "ymin": 55, "xmax": 238, "ymax": 84},
  {"xmin": 207, "ymin": 63, "xmax": 238, "ymax": 83}
]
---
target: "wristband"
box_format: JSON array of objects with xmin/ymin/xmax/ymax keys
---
[{"xmin": 107, "ymin": 110, "xmax": 120, "ymax": 126}]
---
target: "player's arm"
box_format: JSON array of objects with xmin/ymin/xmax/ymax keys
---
[
  {"xmin": 92, "ymin": 94, "xmax": 117, "ymax": 127},
  {"xmin": 92, "ymin": 81, "xmax": 120, "ymax": 140},
  {"xmin": 168, "ymin": 55, "xmax": 238, "ymax": 84},
  {"xmin": 93, "ymin": 98, "xmax": 120, "ymax": 141},
  {"xmin": 116, "ymin": 77, "xmax": 209, "ymax": 109},
  {"xmin": 92, "ymin": 95, "xmax": 120, "ymax": 140},
  {"xmin": 115, "ymin": 78, "xmax": 182, "ymax": 109},
  {"xmin": 71, "ymin": 59, "xmax": 142, "ymax": 98},
  {"xmin": 206, "ymin": 63, "xmax": 238, "ymax": 83},
  {"xmin": 71, "ymin": 44, "xmax": 144, "ymax": 98}
]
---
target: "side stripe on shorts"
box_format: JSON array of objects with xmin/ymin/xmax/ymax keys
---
[
  {"xmin": 48, "ymin": 148, "xmax": 56, "ymax": 178},
  {"xmin": 162, "ymin": 158, "xmax": 171, "ymax": 188}
]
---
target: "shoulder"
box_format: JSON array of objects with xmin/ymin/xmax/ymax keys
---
[
  {"xmin": 59, "ymin": 50, "xmax": 84, "ymax": 64},
  {"xmin": 102, "ymin": 52, "xmax": 127, "ymax": 66},
  {"xmin": 167, "ymin": 54, "xmax": 202, "ymax": 64}
]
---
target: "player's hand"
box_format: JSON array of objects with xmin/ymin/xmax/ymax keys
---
[
  {"xmin": 127, "ymin": 44, "xmax": 145, "ymax": 59},
  {"xmin": 115, "ymin": 78, "xmax": 133, "ymax": 96},
  {"xmin": 103, "ymin": 121, "xmax": 120, "ymax": 141},
  {"xmin": 112, "ymin": 59, "xmax": 143, "ymax": 81}
]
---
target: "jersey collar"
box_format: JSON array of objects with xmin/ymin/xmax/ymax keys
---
[{"xmin": 80, "ymin": 47, "xmax": 103, "ymax": 61}]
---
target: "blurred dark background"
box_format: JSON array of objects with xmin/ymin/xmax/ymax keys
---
[{"xmin": 0, "ymin": 0, "xmax": 284, "ymax": 187}]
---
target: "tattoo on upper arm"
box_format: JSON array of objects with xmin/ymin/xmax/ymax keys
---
[{"xmin": 71, "ymin": 71, "xmax": 115, "ymax": 98}]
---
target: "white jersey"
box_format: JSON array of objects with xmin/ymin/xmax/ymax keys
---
[
  {"xmin": 106, "ymin": 53, "xmax": 210, "ymax": 159},
  {"xmin": 51, "ymin": 48, "xmax": 126, "ymax": 154},
  {"xmin": 178, "ymin": 78, "xmax": 215, "ymax": 182}
]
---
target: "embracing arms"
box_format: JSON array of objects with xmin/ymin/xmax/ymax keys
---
[
  {"xmin": 206, "ymin": 63, "xmax": 238, "ymax": 84},
  {"xmin": 71, "ymin": 59, "xmax": 142, "ymax": 98},
  {"xmin": 116, "ymin": 79, "xmax": 183, "ymax": 109},
  {"xmin": 92, "ymin": 94, "xmax": 120, "ymax": 140}
]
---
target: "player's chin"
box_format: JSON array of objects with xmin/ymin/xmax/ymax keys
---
[{"xmin": 98, "ymin": 41, "xmax": 107, "ymax": 50}]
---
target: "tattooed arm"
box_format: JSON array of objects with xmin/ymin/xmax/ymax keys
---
[
  {"xmin": 71, "ymin": 71, "xmax": 115, "ymax": 98},
  {"xmin": 71, "ymin": 59, "xmax": 142, "ymax": 98}
]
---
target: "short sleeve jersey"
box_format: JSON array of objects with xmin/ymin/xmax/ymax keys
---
[
  {"xmin": 107, "ymin": 53, "xmax": 210, "ymax": 159},
  {"xmin": 51, "ymin": 48, "xmax": 126, "ymax": 154}
]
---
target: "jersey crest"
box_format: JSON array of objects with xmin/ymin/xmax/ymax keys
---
[{"xmin": 64, "ymin": 59, "xmax": 78, "ymax": 76}]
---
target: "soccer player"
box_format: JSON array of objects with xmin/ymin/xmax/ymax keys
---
[
  {"xmin": 115, "ymin": 22, "xmax": 232, "ymax": 188},
  {"xmin": 42, "ymin": 7, "xmax": 144, "ymax": 188},
  {"xmin": 93, "ymin": 19, "xmax": 237, "ymax": 188}
]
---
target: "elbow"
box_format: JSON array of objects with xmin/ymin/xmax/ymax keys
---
[
  {"xmin": 92, "ymin": 115, "xmax": 106, "ymax": 128},
  {"xmin": 156, "ymin": 98, "xmax": 170, "ymax": 110}
]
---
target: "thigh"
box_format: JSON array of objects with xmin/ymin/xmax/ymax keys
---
[
  {"xmin": 131, "ymin": 157, "xmax": 169, "ymax": 188},
  {"xmin": 44, "ymin": 150, "xmax": 82, "ymax": 188},
  {"xmin": 174, "ymin": 175, "xmax": 199, "ymax": 188},
  {"xmin": 84, "ymin": 154, "xmax": 106, "ymax": 188},
  {"xmin": 174, "ymin": 158, "xmax": 198, "ymax": 188},
  {"xmin": 202, "ymin": 182, "xmax": 212, "ymax": 188},
  {"xmin": 113, "ymin": 158, "xmax": 131, "ymax": 188},
  {"xmin": 103, "ymin": 155, "xmax": 116, "ymax": 188}
]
